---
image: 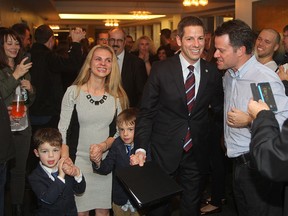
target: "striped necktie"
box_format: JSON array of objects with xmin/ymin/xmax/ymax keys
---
[
  {"xmin": 183, "ymin": 65, "xmax": 195, "ymax": 152},
  {"xmin": 51, "ymin": 171, "xmax": 59, "ymax": 180}
]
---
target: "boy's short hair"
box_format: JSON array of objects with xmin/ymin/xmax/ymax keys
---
[
  {"xmin": 33, "ymin": 128, "xmax": 62, "ymax": 149},
  {"xmin": 116, "ymin": 108, "xmax": 139, "ymax": 127}
]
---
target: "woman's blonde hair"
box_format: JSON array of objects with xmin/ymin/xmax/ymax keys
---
[
  {"xmin": 131, "ymin": 35, "xmax": 156, "ymax": 55},
  {"xmin": 73, "ymin": 44, "xmax": 129, "ymax": 109}
]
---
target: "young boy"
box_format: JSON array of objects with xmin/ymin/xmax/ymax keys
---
[
  {"xmin": 28, "ymin": 128, "xmax": 86, "ymax": 216},
  {"xmin": 91, "ymin": 108, "xmax": 144, "ymax": 216}
]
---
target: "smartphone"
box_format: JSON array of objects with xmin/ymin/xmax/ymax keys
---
[
  {"xmin": 250, "ymin": 82, "xmax": 277, "ymax": 112},
  {"xmin": 22, "ymin": 53, "xmax": 31, "ymax": 65}
]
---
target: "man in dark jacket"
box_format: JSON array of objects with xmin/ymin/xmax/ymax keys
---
[
  {"xmin": 29, "ymin": 25, "xmax": 85, "ymax": 129},
  {"xmin": 248, "ymin": 99, "xmax": 288, "ymax": 216},
  {"xmin": 108, "ymin": 27, "xmax": 147, "ymax": 107},
  {"xmin": 0, "ymin": 92, "xmax": 14, "ymax": 216}
]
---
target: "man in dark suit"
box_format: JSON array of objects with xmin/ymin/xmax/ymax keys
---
[
  {"xmin": 0, "ymin": 92, "xmax": 14, "ymax": 216},
  {"xmin": 108, "ymin": 28, "xmax": 147, "ymax": 107},
  {"xmin": 248, "ymin": 99, "xmax": 288, "ymax": 216},
  {"xmin": 131, "ymin": 16, "xmax": 223, "ymax": 216}
]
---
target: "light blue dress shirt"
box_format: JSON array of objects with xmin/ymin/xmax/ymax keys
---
[{"xmin": 223, "ymin": 55, "xmax": 288, "ymax": 158}]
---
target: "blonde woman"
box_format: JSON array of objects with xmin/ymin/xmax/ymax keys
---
[
  {"xmin": 131, "ymin": 35, "xmax": 157, "ymax": 75},
  {"xmin": 59, "ymin": 45, "xmax": 128, "ymax": 216}
]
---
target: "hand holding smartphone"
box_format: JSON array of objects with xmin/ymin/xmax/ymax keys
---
[{"xmin": 250, "ymin": 82, "xmax": 277, "ymax": 112}]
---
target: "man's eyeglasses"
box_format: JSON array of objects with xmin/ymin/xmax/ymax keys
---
[
  {"xmin": 109, "ymin": 38, "xmax": 124, "ymax": 44},
  {"xmin": 98, "ymin": 38, "xmax": 108, "ymax": 41},
  {"xmin": 283, "ymin": 34, "xmax": 288, "ymax": 38}
]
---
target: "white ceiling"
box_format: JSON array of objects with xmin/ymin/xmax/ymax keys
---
[{"xmin": 25, "ymin": 0, "xmax": 235, "ymax": 28}]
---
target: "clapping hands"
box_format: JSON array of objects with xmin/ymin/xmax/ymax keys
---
[{"xmin": 70, "ymin": 27, "xmax": 86, "ymax": 43}]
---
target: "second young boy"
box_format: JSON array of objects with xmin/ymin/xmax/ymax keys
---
[{"xmin": 92, "ymin": 108, "xmax": 145, "ymax": 216}]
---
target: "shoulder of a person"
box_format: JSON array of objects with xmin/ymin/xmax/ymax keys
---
[
  {"xmin": 64, "ymin": 85, "xmax": 79, "ymax": 101},
  {"xmin": 112, "ymin": 137, "xmax": 124, "ymax": 147},
  {"xmin": 200, "ymin": 58, "xmax": 218, "ymax": 70},
  {"xmin": 28, "ymin": 164, "xmax": 44, "ymax": 179},
  {"xmin": 125, "ymin": 51, "xmax": 142, "ymax": 62}
]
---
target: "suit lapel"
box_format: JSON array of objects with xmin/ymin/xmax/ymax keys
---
[
  {"xmin": 170, "ymin": 55, "xmax": 187, "ymax": 106},
  {"xmin": 121, "ymin": 52, "xmax": 128, "ymax": 80}
]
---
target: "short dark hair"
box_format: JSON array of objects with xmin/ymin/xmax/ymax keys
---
[
  {"xmin": 215, "ymin": 19, "xmax": 255, "ymax": 54},
  {"xmin": 160, "ymin": 28, "xmax": 171, "ymax": 39},
  {"xmin": 126, "ymin": 35, "xmax": 133, "ymax": 40},
  {"xmin": 116, "ymin": 108, "xmax": 139, "ymax": 127},
  {"xmin": 11, "ymin": 23, "xmax": 30, "ymax": 38},
  {"xmin": 177, "ymin": 16, "xmax": 205, "ymax": 39},
  {"xmin": 33, "ymin": 128, "xmax": 62, "ymax": 149},
  {"xmin": 283, "ymin": 25, "xmax": 288, "ymax": 33},
  {"xmin": 35, "ymin": 24, "xmax": 53, "ymax": 44}
]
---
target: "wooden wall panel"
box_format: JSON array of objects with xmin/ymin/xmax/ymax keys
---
[{"xmin": 253, "ymin": 0, "xmax": 288, "ymax": 33}]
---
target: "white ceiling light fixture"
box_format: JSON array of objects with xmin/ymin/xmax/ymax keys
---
[
  {"xmin": 130, "ymin": 10, "xmax": 151, "ymax": 20},
  {"xmin": 183, "ymin": 0, "xmax": 208, "ymax": 7},
  {"xmin": 104, "ymin": 20, "xmax": 119, "ymax": 27},
  {"xmin": 49, "ymin": 25, "xmax": 60, "ymax": 30},
  {"xmin": 59, "ymin": 14, "xmax": 166, "ymax": 20}
]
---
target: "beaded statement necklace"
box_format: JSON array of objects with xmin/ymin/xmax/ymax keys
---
[
  {"xmin": 86, "ymin": 83, "xmax": 107, "ymax": 106},
  {"xmin": 86, "ymin": 94, "xmax": 107, "ymax": 106}
]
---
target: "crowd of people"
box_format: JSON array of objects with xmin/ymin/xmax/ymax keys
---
[{"xmin": 1, "ymin": 15, "xmax": 288, "ymax": 216}]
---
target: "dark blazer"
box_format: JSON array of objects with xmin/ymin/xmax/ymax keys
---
[
  {"xmin": 250, "ymin": 110, "xmax": 288, "ymax": 181},
  {"xmin": 0, "ymin": 92, "xmax": 14, "ymax": 163},
  {"xmin": 121, "ymin": 51, "xmax": 148, "ymax": 107},
  {"xmin": 250, "ymin": 110, "xmax": 288, "ymax": 215},
  {"xmin": 92, "ymin": 137, "xmax": 137, "ymax": 206},
  {"xmin": 29, "ymin": 42, "xmax": 83, "ymax": 117},
  {"xmin": 28, "ymin": 164, "xmax": 86, "ymax": 216},
  {"xmin": 135, "ymin": 54, "xmax": 223, "ymax": 174}
]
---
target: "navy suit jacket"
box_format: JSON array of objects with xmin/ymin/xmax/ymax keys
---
[
  {"xmin": 135, "ymin": 54, "xmax": 223, "ymax": 174},
  {"xmin": 93, "ymin": 137, "xmax": 141, "ymax": 206},
  {"xmin": 28, "ymin": 164, "xmax": 86, "ymax": 216}
]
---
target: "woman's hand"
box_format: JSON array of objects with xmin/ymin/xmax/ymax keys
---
[
  {"xmin": 13, "ymin": 58, "xmax": 32, "ymax": 80},
  {"xmin": 89, "ymin": 144, "xmax": 103, "ymax": 163},
  {"xmin": 20, "ymin": 79, "xmax": 33, "ymax": 93}
]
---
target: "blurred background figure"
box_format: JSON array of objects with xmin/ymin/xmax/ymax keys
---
[
  {"xmin": 201, "ymin": 31, "xmax": 213, "ymax": 61},
  {"xmin": 156, "ymin": 45, "xmax": 168, "ymax": 61},
  {"xmin": 131, "ymin": 35, "xmax": 156, "ymax": 75},
  {"xmin": 11, "ymin": 23, "xmax": 31, "ymax": 52},
  {"xmin": 125, "ymin": 35, "xmax": 134, "ymax": 53},
  {"xmin": 96, "ymin": 31, "xmax": 109, "ymax": 45},
  {"xmin": 170, "ymin": 29, "xmax": 180, "ymax": 54},
  {"xmin": 160, "ymin": 28, "xmax": 175, "ymax": 57}
]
